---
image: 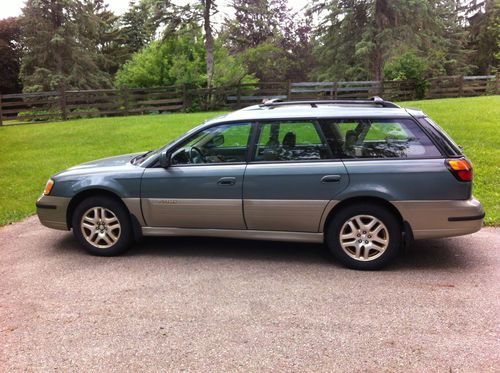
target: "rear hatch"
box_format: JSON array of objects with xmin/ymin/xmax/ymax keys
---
[{"xmin": 417, "ymin": 116, "xmax": 474, "ymax": 198}]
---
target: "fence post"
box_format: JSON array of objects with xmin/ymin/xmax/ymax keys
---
[
  {"xmin": 458, "ymin": 75, "xmax": 464, "ymax": 97},
  {"xmin": 236, "ymin": 82, "xmax": 241, "ymax": 107},
  {"xmin": 379, "ymin": 80, "xmax": 384, "ymax": 97},
  {"xmin": 182, "ymin": 84, "xmax": 187, "ymax": 111},
  {"xmin": 59, "ymin": 86, "xmax": 67, "ymax": 120},
  {"xmin": 0, "ymin": 93, "xmax": 3, "ymax": 126},
  {"xmin": 123, "ymin": 86, "xmax": 129, "ymax": 114},
  {"xmin": 287, "ymin": 81, "xmax": 292, "ymax": 100},
  {"xmin": 496, "ymin": 73, "xmax": 499, "ymax": 95}
]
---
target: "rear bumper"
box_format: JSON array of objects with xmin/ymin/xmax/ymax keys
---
[
  {"xmin": 393, "ymin": 197, "xmax": 484, "ymax": 240},
  {"xmin": 36, "ymin": 195, "xmax": 70, "ymax": 230}
]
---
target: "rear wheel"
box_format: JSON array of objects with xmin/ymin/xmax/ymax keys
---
[
  {"xmin": 72, "ymin": 196, "xmax": 132, "ymax": 256},
  {"xmin": 326, "ymin": 203, "xmax": 401, "ymax": 270}
]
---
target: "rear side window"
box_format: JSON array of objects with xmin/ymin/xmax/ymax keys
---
[
  {"xmin": 322, "ymin": 118, "xmax": 441, "ymax": 159},
  {"xmin": 418, "ymin": 117, "xmax": 463, "ymax": 156},
  {"xmin": 254, "ymin": 121, "xmax": 330, "ymax": 161}
]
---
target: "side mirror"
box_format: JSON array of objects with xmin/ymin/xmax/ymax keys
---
[
  {"xmin": 159, "ymin": 150, "xmax": 171, "ymax": 168},
  {"xmin": 213, "ymin": 134, "xmax": 224, "ymax": 147},
  {"xmin": 206, "ymin": 133, "xmax": 225, "ymax": 148}
]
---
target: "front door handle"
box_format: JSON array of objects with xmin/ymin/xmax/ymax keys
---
[
  {"xmin": 321, "ymin": 175, "xmax": 341, "ymax": 183},
  {"xmin": 217, "ymin": 177, "xmax": 236, "ymax": 186}
]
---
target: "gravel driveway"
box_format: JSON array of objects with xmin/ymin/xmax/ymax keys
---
[{"xmin": 1, "ymin": 216, "xmax": 499, "ymax": 372}]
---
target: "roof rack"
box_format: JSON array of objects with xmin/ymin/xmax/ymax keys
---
[{"xmin": 259, "ymin": 96, "xmax": 400, "ymax": 109}]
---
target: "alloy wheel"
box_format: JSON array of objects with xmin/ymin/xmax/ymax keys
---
[
  {"xmin": 80, "ymin": 207, "xmax": 121, "ymax": 249},
  {"xmin": 339, "ymin": 214, "xmax": 389, "ymax": 261}
]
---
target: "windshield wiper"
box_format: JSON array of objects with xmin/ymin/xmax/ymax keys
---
[{"xmin": 131, "ymin": 150, "xmax": 154, "ymax": 165}]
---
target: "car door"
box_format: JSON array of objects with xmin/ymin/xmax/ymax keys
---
[
  {"xmin": 141, "ymin": 122, "xmax": 253, "ymax": 229},
  {"xmin": 243, "ymin": 120, "xmax": 349, "ymax": 233}
]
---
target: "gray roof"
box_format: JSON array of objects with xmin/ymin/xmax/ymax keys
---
[{"xmin": 206, "ymin": 103, "xmax": 425, "ymax": 125}]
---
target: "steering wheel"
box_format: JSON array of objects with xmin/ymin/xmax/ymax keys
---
[{"xmin": 189, "ymin": 146, "xmax": 205, "ymax": 164}]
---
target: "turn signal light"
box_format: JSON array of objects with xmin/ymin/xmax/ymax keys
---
[
  {"xmin": 446, "ymin": 158, "xmax": 473, "ymax": 182},
  {"xmin": 43, "ymin": 179, "xmax": 54, "ymax": 195}
]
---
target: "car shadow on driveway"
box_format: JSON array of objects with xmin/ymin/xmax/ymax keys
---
[
  {"xmin": 53, "ymin": 232, "xmax": 476, "ymax": 271},
  {"xmin": 132, "ymin": 236, "xmax": 332, "ymax": 265}
]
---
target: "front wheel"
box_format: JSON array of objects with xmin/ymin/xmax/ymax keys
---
[
  {"xmin": 72, "ymin": 196, "xmax": 132, "ymax": 256},
  {"xmin": 326, "ymin": 203, "xmax": 402, "ymax": 270}
]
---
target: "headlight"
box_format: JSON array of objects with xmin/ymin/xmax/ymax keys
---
[{"xmin": 43, "ymin": 179, "xmax": 54, "ymax": 195}]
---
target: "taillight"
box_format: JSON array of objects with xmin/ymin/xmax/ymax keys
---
[{"xmin": 446, "ymin": 158, "xmax": 473, "ymax": 182}]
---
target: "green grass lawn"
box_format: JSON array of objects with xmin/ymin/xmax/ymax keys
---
[{"xmin": 0, "ymin": 95, "xmax": 498, "ymax": 226}]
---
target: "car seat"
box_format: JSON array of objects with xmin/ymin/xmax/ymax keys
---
[{"xmin": 282, "ymin": 132, "xmax": 296, "ymax": 150}]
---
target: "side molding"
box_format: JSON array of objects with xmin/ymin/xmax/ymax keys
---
[{"xmin": 142, "ymin": 227, "xmax": 324, "ymax": 243}]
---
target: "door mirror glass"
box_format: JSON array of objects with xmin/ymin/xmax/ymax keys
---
[
  {"xmin": 159, "ymin": 150, "xmax": 171, "ymax": 168},
  {"xmin": 206, "ymin": 134, "xmax": 225, "ymax": 148}
]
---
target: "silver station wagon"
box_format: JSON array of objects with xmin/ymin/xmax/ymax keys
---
[{"xmin": 37, "ymin": 98, "xmax": 484, "ymax": 270}]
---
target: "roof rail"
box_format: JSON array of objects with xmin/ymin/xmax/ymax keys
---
[{"xmin": 259, "ymin": 96, "xmax": 400, "ymax": 109}]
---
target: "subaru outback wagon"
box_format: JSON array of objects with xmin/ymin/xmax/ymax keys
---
[{"xmin": 37, "ymin": 98, "xmax": 484, "ymax": 270}]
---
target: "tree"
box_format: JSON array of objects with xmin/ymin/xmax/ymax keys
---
[
  {"xmin": 202, "ymin": 0, "xmax": 215, "ymax": 89},
  {"xmin": 224, "ymin": 0, "xmax": 279, "ymax": 51},
  {"xmin": 465, "ymin": 0, "xmax": 499, "ymax": 74},
  {"xmin": 310, "ymin": 0, "xmax": 371, "ymax": 81},
  {"xmin": 120, "ymin": 0, "xmax": 157, "ymax": 55},
  {"xmin": 152, "ymin": 0, "xmax": 218, "ymax": 89},
  {"xmin": 78, "ymin": 0, "xmax": 130, "ymax": 76},
  {"xmin": 384, "ymin": 50, "xmax": 429, "ymax": 98},
  {"xmin": 310, "ymin": 0, "xmax": 471, "ymax": 81},
  {"xmin": 20, "ymin": 0, "xmax": 113, "ymax": 92},
  {"xmin": 115, "ymin": 25, "xmax": 255, "ymax": 89},
  {"xmin": 224, "ymin": 0, "xmax": 314, "ymax": 81},
  {"xmin": 0, "ymin": 17, "xmax": 22, "ymax": 94}
]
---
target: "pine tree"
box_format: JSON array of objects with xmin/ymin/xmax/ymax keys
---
[
  {"xmin": 120, "ymin": 0, "xmax": 157, "ymax": 55},
  {"xmin": 0, "ymin": 17, "xmax": 22, "ymax": 93},
  {"xmin": 224, "ymin": 0, "xmax": 313, "ymax": 81},
  {"xmin": 465, "ymin": 0, "xmax": 499, "ymax": 74},
  {"xmin": 20, "ymin": 0, "xmax": 113, "ymax": 92},
  {"xmin": 311, "ymin": 0, "xmax": 471, "ymax": 81},
  {"xmin": 78, "ymin": 0, "xmax": 129, "ymax": 76}
]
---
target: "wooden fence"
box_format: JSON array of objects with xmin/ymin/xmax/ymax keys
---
[{"xmin": 0, "ymin": 74, "xmax": 497, "ymax": 125}]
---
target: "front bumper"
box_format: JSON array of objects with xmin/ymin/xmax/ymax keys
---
[
  {"xmin": 394, "ymin": 197, "xmax": 485, "ymax": 240},
  {"xmin": 36, "ymin": 195, "xmax": 71, "ymax": 230}
]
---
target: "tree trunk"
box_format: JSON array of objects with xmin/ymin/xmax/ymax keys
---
[
  {"xmin": 373, "ymin": 40, "xmax": 383, "ymax": 81},
  {"xmin": 51, "ymin": 0, "xmax": 64, "ymax": 90},
  {"xmin": 203, "ymin": 0, "xmax": 214, "ymax": 90},
  {"xmin": 372, "ymin": 0, "xmax": 390, "ymax": 81}
]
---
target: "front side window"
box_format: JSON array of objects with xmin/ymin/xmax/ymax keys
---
[
  {"xmin": 254, "ymin": 121, "xmax": 330, "ymax": 161},
  {"xmin": 322, "ymin": 118, "xmax": 441, "ymax": 158},
  {"xmin": 171, "ymin": 122, "xmax": 252, "ymax": 165}
]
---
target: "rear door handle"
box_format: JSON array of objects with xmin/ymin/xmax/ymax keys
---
[
  {"xmin": 321, "ymin": 175, "xmax": 341, "ymax": 183},
  {"xmin": 217, "ymin": 177, "xmax": 236, "ymax": 186}
]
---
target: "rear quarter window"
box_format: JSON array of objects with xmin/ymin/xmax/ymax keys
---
[
  {"xmin": 322, "ymin": 118, "xmax": 442, "ymax": 159},
  {"xmin": 418, "ymin": 117, "xmax": 463, "ymax": 157}
]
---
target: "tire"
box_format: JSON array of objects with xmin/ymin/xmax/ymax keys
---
[
  {"xmin": 71, "ymin": 196, "xmax": 132, "ymax": 256},
  {"xmin": 326, "ymin": 203, "xmax": 401, "ymax": 270}
]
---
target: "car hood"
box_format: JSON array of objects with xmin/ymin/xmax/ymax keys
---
[
  {"xmin": 53, "ymin": 152, "xmax": 144, "ymax": 179},
  {"xmin": 69, "ymin": 153, "xmax": 141, "ymax": 169}
]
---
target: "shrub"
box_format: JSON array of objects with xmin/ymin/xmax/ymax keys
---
[{"xmin": 384, "ymin": 51, "xmax": 430, "ymax": 99}]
